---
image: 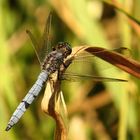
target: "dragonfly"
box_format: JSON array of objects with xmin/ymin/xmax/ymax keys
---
[{"xmin": 5, "ymin": 13, "xmax": 127, "ymax": 131}]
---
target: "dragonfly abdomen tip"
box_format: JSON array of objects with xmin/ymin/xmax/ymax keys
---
[{"xmin": 5, "ymin": 124, "xmax": 12, "ymax": 131}]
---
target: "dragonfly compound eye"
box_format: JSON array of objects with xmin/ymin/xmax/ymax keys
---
[
  {"xmin": 57, "ymin": 42, "xmax": 72, "ymax": 56},
  {"xmin": 65, "ymin": 42, "xmax": 72, "ymax": 54}
]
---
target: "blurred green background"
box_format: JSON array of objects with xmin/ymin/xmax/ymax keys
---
[{"xmin": 1, "ymin": 0, "xmax": 140, "ymax": 140}]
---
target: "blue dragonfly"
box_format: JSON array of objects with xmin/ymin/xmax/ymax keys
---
[{"xmin": 5, "ymin": 13, "xmax": 127, "ymax": 131}]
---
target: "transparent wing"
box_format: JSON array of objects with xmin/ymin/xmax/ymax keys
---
[
  {"xmin": 26, "ymin": 12, "xmax": 52, "ymax": 64},
  {"xmin": 65, "ymin": 47, "xmax": 129, "ymax": 72},
  {"xmin": 60, "ymin": 47, "xmax": 128, "ymax": 83},
  {"xmin": 26, "ymin": 30, "xmax": 42, "ymax": 65},
  {"xmin": 39, "ymin": 11, "xmax": 52, "ymax": 58},
  {"xmin": 61, "ymin": 73, "xmax": 127, "ymax": 82}
]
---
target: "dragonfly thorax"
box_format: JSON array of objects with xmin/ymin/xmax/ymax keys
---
[{"xmin": 41, "ymin": 42, "xmax": 72, "ymax": 73}]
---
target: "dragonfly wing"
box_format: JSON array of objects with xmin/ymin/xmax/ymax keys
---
[
  {"xmin": 39, "ymin": 12, "xmax": 53, "ymax": 60},
  {"xmin": 26, "ymin": 30, "xmax": 42, "ymax": 65},
  {"xmin": 26, "ymin": 12, "xmax": 53, "ymax": 64},
  {"xmin": 66, "ymin": 47, "xmax": 130, "ymax": 72},
  {"xmin": 61, "ymin": 73, "xmax": 127, "ymax": 82}
]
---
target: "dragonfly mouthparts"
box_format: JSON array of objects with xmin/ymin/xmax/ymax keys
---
[{"xmin": 5, "ymin": 124, "xmax": 12, "ymax": 131}]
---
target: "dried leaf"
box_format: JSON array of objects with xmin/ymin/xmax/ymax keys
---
[
  {"xmin": 72, "ymin": 46, "xmax": 140, "ymax": 79},
  {"xmin": 41, "ymin": 76, "xmax": 68, "ymax": 140}
]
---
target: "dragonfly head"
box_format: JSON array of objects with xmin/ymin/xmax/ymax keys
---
[{"xmin": 54, "ymin": 42, "xmax": 72, "ymax": 58}]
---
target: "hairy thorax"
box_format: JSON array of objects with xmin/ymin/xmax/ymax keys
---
[{"xmin": 41, "ymin": 51, "xmax": 64, "ymax": 74}]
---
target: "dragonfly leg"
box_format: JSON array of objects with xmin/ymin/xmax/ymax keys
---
[{"xmin": 63, "ymin": 58, "xmax": 73, "ymax": 68}]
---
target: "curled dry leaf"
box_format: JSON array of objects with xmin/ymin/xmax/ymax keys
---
[
  {"xmin": 72, "ymin": 46, "xmax": 140, "ymax": 79},
  {"xmin": 41, "ymin": 77, "xmax": 68, "ymax": 140}
]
